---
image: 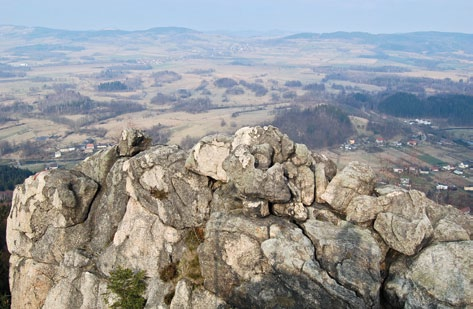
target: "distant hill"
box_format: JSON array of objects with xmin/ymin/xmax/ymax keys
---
[
  {"xmin": 1, "ymin": 25, "xmax": 472, "ymax": 54},
  {"xmin": 279, "ymin": 31, "xmax": 473, "ymax": 54}
]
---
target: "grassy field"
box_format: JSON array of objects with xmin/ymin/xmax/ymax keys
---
[{"xmin": 418, "ymin": 153, "xmax": 446, "ymax": 167}]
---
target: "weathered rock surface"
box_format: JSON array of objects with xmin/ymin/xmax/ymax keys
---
[
  {"xmin": 374, "ymin": 190, "xmax": 433, "ymax": 255},
  {"xmin": 321, "ymin": 161, "xmax": 376, "ymax": 213},
  {"xmin": 118, "ymin": 128, "xmax": 152, "ymax": 157},
  {"xmin": 7, "ymin": 126, "xmax": 472, "ymax": 309},
  {"xmin": 384, "ymin": 241, "xmax": 473, "ymax": 308},
  {"xmin": 302, "ymin": 220, "xmax": 382, "ymax": 308},
  {"xmin": 185, "ymin": 134, "xmax": 232, "ymax": 182}
]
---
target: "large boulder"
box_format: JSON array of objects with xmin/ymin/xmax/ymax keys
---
[
  {"xmin": 384, "ymin": 241, "xmax": 473, "ymax": 308},
  {"xmin": 9, "ymin": 256, "xmax": 58, "ymax": 309},
  {"xmin": 374, "ymin": 190, "xmax": 433, "ymax": 256},
  {"xmin": 124, "ymin": 144, "xmax": 212, "ymax": 229},
  {"xmin": 231, "ymin": 126, "xmax": 295, "ymax": 163},
  {"xmin": 7, "ymin": 169, "xmax": 98, "ymax": 262},
  {"xmin": 321, "ymin": 161, "xmax": 375, "ymax": 213},
  {"xmin": 302, "ymin": 220, "xmax": 382, "ymax": 308},
  {"xmin": 199, "ymin": 212, "xmax": 373, "ymax": 308},
  {"xmin": 425, "ymin": 201, "xmax": 472, "ymax": 243},
  {"xmin": 222, "ymin": 145, "xmax": 291, "ymax": 203},
  {"xmin": 117, "ymin": 128, "xmax": 151, "ymax": 157},
  {"xmin": 97, "ymin": 197, "xmax": 183, "ymax": 277},
  {"xmin": 185, "ymin": 134, "xmax": 232, "ymax": 182}
]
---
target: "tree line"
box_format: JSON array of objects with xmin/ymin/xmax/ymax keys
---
[
  {"xmin": 378, "ymin": 92, "xmax": 473, "ymax": 125},
  {"xmin": 272, "ymin": 104, "xmax": 355, "ymax": 149},
  {"xmin": 0, "ymin": 165, "xmax": 33, "ymax": 191}
]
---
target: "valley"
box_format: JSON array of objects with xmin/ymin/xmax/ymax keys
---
[{"xmin": 0, "ymin": 26, "xmax": 472, "ymax": 210}]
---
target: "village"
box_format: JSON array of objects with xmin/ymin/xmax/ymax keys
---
[{"xmin": 337, "ymin": 118, "xmax": 473, "ymax": 214}]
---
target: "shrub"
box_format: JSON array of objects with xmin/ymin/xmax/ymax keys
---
[
  {"xmin": 106, "ymin": 266, "xmax": 147, "ymax": 309},
  {"xmin": 284, "ymin": 80, "xmax": 302, "ymax": 87},
  {"xmin": 214, "ymin": 78, "xmax": 238, "ymax": 88}
]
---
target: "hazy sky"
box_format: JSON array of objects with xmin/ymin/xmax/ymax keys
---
[{"xmin": 0, "ymin": 0, "xmax": 471, "ymax": 34}]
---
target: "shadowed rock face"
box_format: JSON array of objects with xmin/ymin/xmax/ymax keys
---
[{"xmin": 7, "ymin": 126, "xmax": 472, "ymax": 309}]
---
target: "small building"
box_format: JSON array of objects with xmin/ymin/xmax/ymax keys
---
[
  {"xmin": 453, "ymin": 170, "xmax": 464, "ymax": 175},
  {"xmin": 415, "ymin": 119, "xmax": 432, "ymax": 125},
  {"xmin": 464, "ymin": 186, "xmax": 473, "ymax": 192},
  {"xmin": 407, "ymin": 140, "xmax": 417, "ymax": 147},
  {"xmin": 54, "ymin": 151, "xmax": 62, "ymax": 158},
  {"xmin": 45, "ymin": 162, "xmax": 58, "ymax": 170},
  {"xmin": 375, "ymin": 137, "xmax": 384, "ymax": 145},
  {"xmin": 419, "ymin": 168, "xmax": 430, "ymax": 175},
  {"xmin": 458, "ymin": 162, "xmax": 469, "ymax": 169},
  {"xmin": 393, "ymin": 167, "xmax": 403, "ymax": 174},
  {"xmin": 436, "ymin": 184, "xmax": 448, "ymax": 190},
  {"xmin": 442, "ymin": 165, "xmax": 454, "ymax": 171},
  {"xmin": 84, "ymin": 143, "xmax": 95, "ymax": 153}
]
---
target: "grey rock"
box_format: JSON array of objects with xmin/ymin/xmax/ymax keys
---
[
  {"xmin": 374, "ymin": 190, "xmax": 433, "ymax": 256},
  {"xmin": 302, "ymin": 220, "xmax": 382, "ymax": 308},
  {"xmin": 7, "ymin": 169, "xmax": 97, "ymax": 261},
  {"xmin": 169, "ymin": 279, "xmax": 230, "ymax": 309},
  {"xmin": 87, "ymin": 158, "xmax": 129, "ymax": 252},
  {"xmin": 223, "ymin": 145, "xmax": 291, "ymax": 203},
  {"xmin": 425, "ymin": 202, "xmax": 473, "ymax": 241},
  {"xmin": 97, "ymin": 197, "xmax": 183, "ymax": 277},
  {"xmin": 117, "ymin": 128, "xmax": 151, "ymax": 157},
  {"xmin": 74, "ymin": 145, "xmax": 119, "ymax": 184},
  {"xmin": 314, "ymin": 162, "xmax": 329, "ymax": 203},
  {"xmin": 124, "ymin": 144, "xmax": 212, "ymax": 229},
  {"xmin": 310, "ymin": 207, "xmax": 344, "ymax": 226},
  {"xmin": 291, "ymin": 143, "xmax": 312, "ymax": 167},
  {"xmin": 263, "ymin": 163, "xmax": 292, "ymax": 203},
  {"xmin": 261, "ymin": 221, "xmax": 365, "ymax": 308},
  {"xmin": 432, "ymin": 218, "xmax": 470, "ymax": 243},
  {"xmin": 345, "ymin": 194, "xmax": 388, "ymax": 223},
  {"xmin": 374, "ymin": 184, "xmax": 407, "ymax": 196},
  {"xmin": 321, "ymin": 161, "xmax": 375, "ymax": 213},
  {"xmin": 42, "ymin": 269, "xmax": 84, "ymax": 309},
  {"xmin": 170, "ymin": 279, "xmax": 193, "ymax": 309},
  {"xmin": 242, "ymin": 199, "xmax": 270, "ymax": 218},
  {"xmin": 209, "ymin": 182, "xmax": 243, "ymax": 213},
  {"xmin": 250, "ymin": 143, "xmax": 274, "ymax": 170},
  {"xmin": 185, "ymin": 134, "xmax": 232, "ymax": 182},
  {"xmin": 285, "ymin": 163, "xmax": 315, "ymax": 206},
  {"xmin": 232, "ymin": 126, "xmax": 295, "ymax": 163},
  {"xmin": 9, "ymin": 255, "xmax": 58, "ymax": 309},
  {"xmin": 384, "ymin": 241, "xmax": 473, "ymax": 308},
  {"xmin": 272, "ymin": 202, "xmax": 308, "ymax": 222},
  {"xmin": 312, "ymin": 153, "xmax": 337, "ymax": 180}
]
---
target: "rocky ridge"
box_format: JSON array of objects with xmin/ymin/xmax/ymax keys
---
[{"xmin": 7, "ymin": 126, "xmax": 472, "ymax": 308}]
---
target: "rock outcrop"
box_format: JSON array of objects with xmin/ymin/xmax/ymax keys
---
[{"xmin": 7, "ymin": 126, "xmax": 472, "ymax": 308}]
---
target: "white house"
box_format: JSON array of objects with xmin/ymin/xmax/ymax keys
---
[{"xmin": 393, "ymin": 167, "xmax": 403, "ymax": 173}]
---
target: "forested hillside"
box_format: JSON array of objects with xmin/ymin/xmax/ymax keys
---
[
  {"xmin": 0, "ymin": 166, "xmax": 33, "ymax": 191},
  {"xmin": 378, "ymin": 93, "xmax": 473, "ymax": 125},
  {"xmin": 273, "ymin": 105, "xmax": 355, "ymax": 148}
]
